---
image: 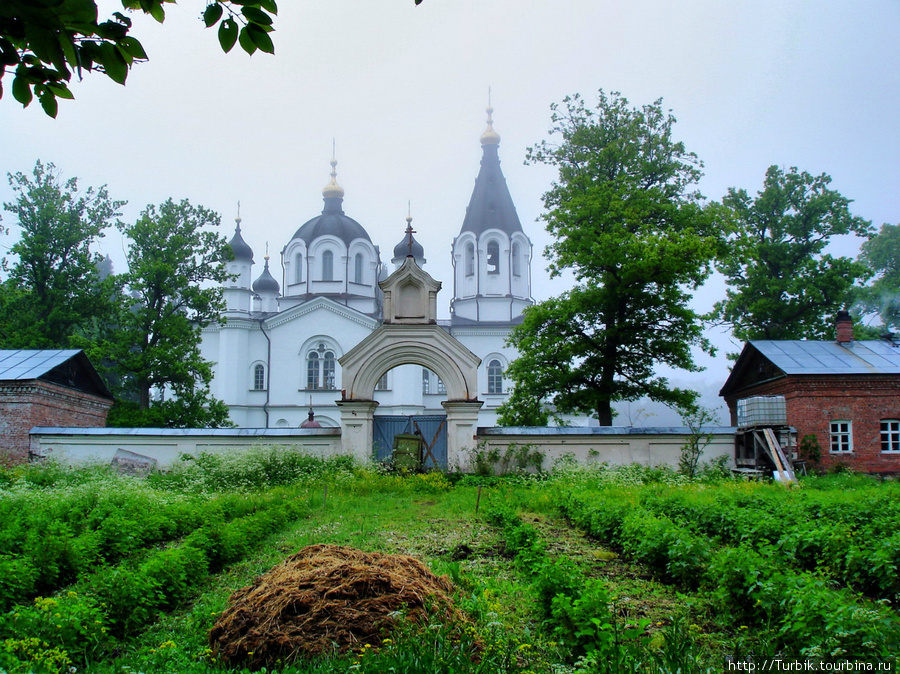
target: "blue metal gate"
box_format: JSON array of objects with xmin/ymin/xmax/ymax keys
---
[{"xmin": 373, "ymin": 414, "xmax": 448, "ymax": 470}]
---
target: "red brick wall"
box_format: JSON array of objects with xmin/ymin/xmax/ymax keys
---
[
  {"xmin": 0, "ymin": 381, "xmax": 112, "ymax": 464},
  {"xmin": 725, "ymin": 375, "xmax": 900, "ymax": 473}
]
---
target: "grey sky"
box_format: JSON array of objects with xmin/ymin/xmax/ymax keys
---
[{"xmin": 2, "ymin": 0, "xmax": 898, "ymax": 421}]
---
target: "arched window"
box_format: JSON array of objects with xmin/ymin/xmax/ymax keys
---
[
  {"xmin": 294, "ymin": 253, "xmax": 303, "ymax": 283},
  {"xmin": 422, "ymin": 368, "xmax": 430, "ymax": 395},
  {"xmin": 465, "ymin": 243, "xmax": 475, "ymax": 277},
  {"xmin": 354, "ymin": 253, "xmax": 364, "ymax": 284},
  {"xmin": 487, "ymin": 359, "xmax": 503, "ymax": 394},
  {"xmin": 486, "ymin": 240, "xmax": 500, "ymax": 275},
  {"xmin": 512, "ymin": 242, "xmax": 521, "ymax": 277},
  {"xmin": 322, "ymin": 250, "xmax": 334, "ymax": 281},
  {"xmin": 253, "ymin": 363, "xmax": 266, "ymax": 390},
  {"xmin": 306, "ymin": 351, "xmax": 319, "ymax": 389},
  {"xmin": 307, "ymin": 343, "xmax": 336, "ymax": 390},
  {"xmin": 375, "ymin": 372, "xmax": 389, "ymax": 391}
]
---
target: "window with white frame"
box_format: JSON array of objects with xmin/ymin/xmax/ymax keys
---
[
  {"xmin": 294, "ymin": 253, "xmax": 303, "ymax": 283},
  {"xmin": 252, "ymin": 363, "xmax": 266, "ymax": 390},
  {"xmin": 487, "ymin": 359, "xmax": 503, "ymax": 394},
  {"xmin": 436, "ymin": 377, "xmax": 446, "ymax": 395},
  {"xmin": 512, "ymin": 242, "xmax": 521, "ymax": 277},
  {"xmin": 321, "ymin": 250, "xmax": 334, "ymax": 281},
  {"xmin": 422, "ymin": 368, "xmax": 430, "ymax": 395},
  {"xmin": 306, "ymin": 343, "xmax": 336, "ymax": 390},
  {"xmin": 465, "ymin": 243, "xmax": 475, "ymax": 277},
  {"xmin": 881, "ymin": 419, "xmax": 900, "ymax": 452},
  {"xmin": 830, "ymin": 420, "xmax": 852, "ymax": 453},
  {"xmin": 354, "ymin": 253, "xmax": 364, "ymax": 284},
  {"xmin": 375, "ymin": 372, "xmax": 389, "ymax": 391}
]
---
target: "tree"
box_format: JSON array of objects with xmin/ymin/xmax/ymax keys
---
[
  {"xmin": 499, "ymin": 91, "xmax": 722, "ymax": 426},
  {"xmin": 0, "ymin": 0, "xmax": 278, "ymax": 116},
  {"xmin": 711, "ymin": 166, "xmax": 872, "ymax": 342},
  {"xmin": 107, "ymin": 198, "xmax": 233, "ymax": 428},
  {"xmin": 856, "ymin": 223, "xmax": 900, "ymax": 333},
  {"xmin": 0, "ymin": 160, "xmax": 124, "ymax": 348}
]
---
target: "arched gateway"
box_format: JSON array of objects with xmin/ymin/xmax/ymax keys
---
[{"xmin": 338, "ymin": 255, "xmax": 483, "ymax": 469}]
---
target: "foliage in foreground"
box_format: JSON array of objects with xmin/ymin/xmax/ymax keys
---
[{"xmin": 0, "ymin": 453, "xmax": 897, "ymax": 673}]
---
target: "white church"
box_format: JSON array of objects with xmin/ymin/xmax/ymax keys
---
[{"xmin": 200, "ymin": 108, "xmax": 535, "ymax": 434}]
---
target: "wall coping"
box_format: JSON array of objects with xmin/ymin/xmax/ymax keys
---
[
  {"xmin": 30, "ymin": 427, "xmax": 340, "ymax": 438},
  {"xmin": 477, "ymin": 426, "xmax": 737, "ymax": 436}
]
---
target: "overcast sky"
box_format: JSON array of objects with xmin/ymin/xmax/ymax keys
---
[{"xmin": 2, "ymin": 0, "xmax": 898, "ymax": 421}]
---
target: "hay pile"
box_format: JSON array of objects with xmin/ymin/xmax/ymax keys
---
[{"xmin": 209, "ymin": 544, "xmax": 459, "ymax": 668}]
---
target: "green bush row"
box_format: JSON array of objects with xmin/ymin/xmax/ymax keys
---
[
  {"xmin": 561, "ymin": 491, "xmax": 900, "ymax": 662},
  {"xmin": 0, "ymin": 495, "xmax": 310, "ymax": 666},
  {"xmin": 639, "ymin": 486, "xmax": 900, "ymax": 600}
]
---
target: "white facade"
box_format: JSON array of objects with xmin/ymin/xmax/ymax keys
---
[{"xmin": 200, "ymin": 111, "xmax": 536, "ymax": 428}]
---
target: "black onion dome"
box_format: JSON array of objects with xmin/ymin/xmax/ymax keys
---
[
  {"xmin": 290, "ymin": 197, "xmax": 372, "ymax": 246},
  {"xmin": 252, "ymin": 258, "xmax": 280, "ymax": 294},
  {"xmin": 393, "ymin": 232, "xmax": 425, "ymax": 260},
  {"xmin": 229, "ymin": 221, "xmax": 254, "ymax": 262}
]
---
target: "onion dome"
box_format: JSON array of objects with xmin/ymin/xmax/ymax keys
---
[
  {"xmin": 228, "ymin": 217, "xmax": 254, "ymax": 262},
  {"xmin": 480, "ymin": 105, "xmax": 501, "ymax": 146},
  {"xmin": 300, "ymin": 406, "xmax": 322, "ymax": 428},
  {"xmin": 392, "ymin": 215, "xmax": 426, "ymax": 263},
  {"xmin": 289, "ymin": 158, "xmax": 372, "ymax": 246},
  {"xmin": 252, "ymin": 256, "xmax": 280, "ymax": 294}
]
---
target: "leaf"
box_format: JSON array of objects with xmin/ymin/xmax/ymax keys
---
[
  {"xmin": 45, "ymin": 82, "xmax": 75, "ymax": 99},
  {"xmin": 99, "ymin": 42, "xmax": 128, "ymax": 84},
  {"xmin": 218, "ymin": 19, "xmax": 238, "ymax": 53},
  {"xmin": 12, "ymin": 73, "xmax": 33, "ymax": 107},
  {"xmin": 238, "ymin": 26, "xmax": 257, "ymax": 55},
  {"xmin": 148, "ymin": 1, "xmax": 165, "ymax": 23},
  {"xmin": 241, "ymin": 6, "xmax": 273, "ymax": 25},
  {"xmin": 247, "ymin": 24, "xmax": 274, "ymax": 54},
  {"xmin": 118, "ymin": 37, "xmax": 148, "ymax": 60},
  {"xmin": 203, "ymin": 3, "xmax": 223, "ymax": 28},
  {"xmin": 258, "ymin": 0, "xmax": 278, "ymax": 13},
  {"xmin": 38, "ymin": 89, "xmax": 59, "ymax": 118}
]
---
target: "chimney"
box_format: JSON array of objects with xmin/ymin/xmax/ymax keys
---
[{"xmin": 836, "ymin": 309, "xmax": 853, "ymax": 345}]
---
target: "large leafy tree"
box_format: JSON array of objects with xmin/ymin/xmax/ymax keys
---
[
  {"xmin": 499, "ymin": 91, "xmax": 722, "ymax": 426},
  {"xmin": 856, "ymin": 223, "xmax": 900, "ymax": 333},
  {"xmin": 0, "ymin": 0, "xmax": 278, "ymax": 116},
  {"xmin": 711, "ymin": 166, "xmax": 872, "ymax": 342},
  {"xmin": 0, "ymin": 160, "xmax": 124, "ymax": 348},
  {"xmin": 107, "ymin": 198, "xmax": 232, "ymax": 428}
]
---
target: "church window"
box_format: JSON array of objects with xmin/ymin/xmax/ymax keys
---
[
  {"xmin": 322, "ymin": 250, "xmax": 334, "ymax": 281},
  {"xmin": 354, "ymin": 253, "xmax": 364, "ymax": 284},
  {"xmin": 488, "ymin": 359, "xmax": 503, "ymax": 394},
  {"xmin": 307, "ymin": 343, "xmax": 337, "ymax": 390},
  {"xmin": 487, "ymin": 241, "xmax": 500, "ymax": 275},
  {"xmin": 253, "ymin": 363, "xmax": 266, "ymax": 390},
  {"xmin": 422, "ymin": 368, "xmax": 430, "ymax": 395},
  {"xmin": 512, "ymin": 242, "xmax": 521, "ymax": 277},
  {"xmin": 375, "ymin": 372, "xmax": 389, "ymax": 391},
  {"xmin": 294, "ymin": 254, "xmax": 303, "ymax": 283},
  {"xmin": 437, "ymin": 378, "xmax": 446, "ymax": 395},
  {"xmin": 465, "ymin": 243, "xmax": 475, "ymax": 277}
]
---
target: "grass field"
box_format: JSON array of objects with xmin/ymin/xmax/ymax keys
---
[{"xmin": 1, "ymin": 450, "xmax": 898, "ymax": 673}]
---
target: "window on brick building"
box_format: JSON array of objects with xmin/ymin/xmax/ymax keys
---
[
  {"xmin": 881, "ymin": 419, "xmax": 900, "ymax": 452},
  {"xmin": 830, "ymin": 420, "xmax": 852, "ymax": 453}
]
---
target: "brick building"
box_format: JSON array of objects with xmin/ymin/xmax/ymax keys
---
[
  {"xmin": 720, "ymin": 314, "xmax": 900, "ymax": 473},
  {"xmin": 0, "ymin": 350, "xmax": 113, "ymax": 464}
]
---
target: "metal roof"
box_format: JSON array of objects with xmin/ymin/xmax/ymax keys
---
[
  {"xmin": 749, "ymin": 340, "xmax": 900, "ymax": 375},
  {"xmin": 0, "ymin": 350, "xmax": 84, "ymax": 380}
]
